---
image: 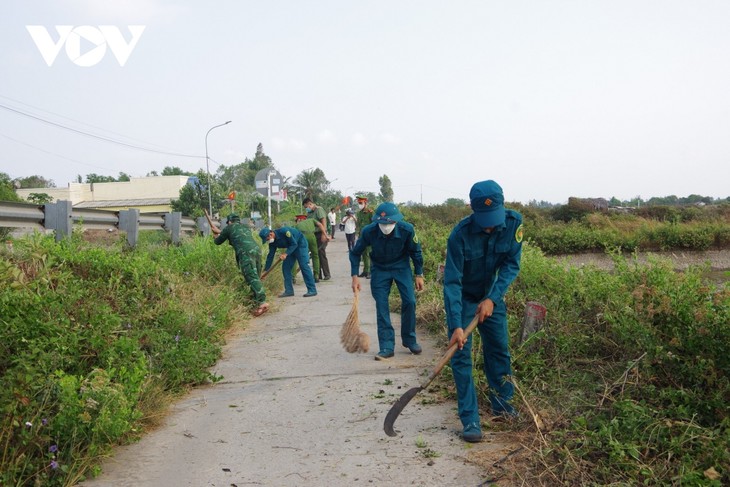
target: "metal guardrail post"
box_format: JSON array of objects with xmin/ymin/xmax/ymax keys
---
[
  {"xmin": 165, "ymin": 212, "xmax": 183, "ymax": 245},
  {"xmin": 197, "ymin": 216, "xmax": 210, "ymax": 236},
  {"xmin": 118, "ymin": 209, "xmax": 140, "ymax": 247},
  {"xmin": 44, "ymin": 200, "xmax": 74, "ymax": 241}
]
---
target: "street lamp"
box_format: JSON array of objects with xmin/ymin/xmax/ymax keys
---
[{"xmin": 205, "ymin": 120, "xmax": 232, "ymax": 217}]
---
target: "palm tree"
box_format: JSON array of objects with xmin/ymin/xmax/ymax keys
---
[{"xmin": 292, "ymin": 168, "xmax": 330, "ymax": 202}]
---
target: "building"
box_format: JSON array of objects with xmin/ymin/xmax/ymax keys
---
[{"xmin": 15, "ymin": 176, "xmax": 193, "ymax": 213}]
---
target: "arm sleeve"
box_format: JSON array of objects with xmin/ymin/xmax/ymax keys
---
[
  {"xmin": 349, "ymin": 227, "xmax": 369, "ymax": 275},
  {"xmin": 443, "ymin": 232, "xmax": 465, "ymax": 331},
  {"xmin": 486, "ymin": 238, "xmax": 522, "ymax": 304},
  {"xmin": 408, "ymin": 229, "xmax": 424, "ymax": 276},
  {"xmin": 284, "ymin": 232, "xmax": 299, "ymax": 256},
  {"xmin": 213, "ymin": 226, "xmax": 229, "ymax": 245}
]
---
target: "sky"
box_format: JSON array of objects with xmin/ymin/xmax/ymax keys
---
[{"xmin": 1, "ymin": 0, "xmax": 729, "ymax": 205}]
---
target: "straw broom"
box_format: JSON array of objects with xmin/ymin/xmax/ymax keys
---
[{"xmin": 340, "ymin": 291, "xmax": 370, "ymax": 353}]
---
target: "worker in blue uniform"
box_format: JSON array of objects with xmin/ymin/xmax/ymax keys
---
[
  {"xmin": 259, "ymin": 226, "xmax": 318, "ymax": 298},
  {"xmin": 443, "ymin": 180, "xmax": 523, "ymax": 443},
  {"xmin": 350, "ymin": 202, "xmax": 424, "ymax": 361}
]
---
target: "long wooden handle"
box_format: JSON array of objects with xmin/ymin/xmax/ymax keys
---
[
  {"xmin": 204, "ymin": 209, "xmax": 217, "ymax": 234},
  {"xmin": 260, "ymin": 257, "xmax": 282, "ymax": 280},
  {"xmin": 418, "ymin": 315, "xmax": 480, "ymax": 389}
]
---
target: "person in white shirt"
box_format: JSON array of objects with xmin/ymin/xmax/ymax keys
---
[
  {"xmin": 328, "ymin": 208, "xmax": 337, "ymax": 239},
  {"xmin": 341, "ymin": 208, "xmax": 357, "ymax": 250}
]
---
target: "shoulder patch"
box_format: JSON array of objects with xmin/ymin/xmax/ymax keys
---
[
  {"xmin": 515, "ymin": 224, "xmax": 524, "ymax": 243},
  {"xmin": 285, "ymin": 230, "xmax": 292, "ymax": 238},
  {"xmin": 413, "ymin": 233, "xmax": 419, "ymax": 244}
]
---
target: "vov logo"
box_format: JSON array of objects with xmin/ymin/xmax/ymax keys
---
[{"xmin": 26, "ymin": 25, "xmax": 146, "ymax": 67}]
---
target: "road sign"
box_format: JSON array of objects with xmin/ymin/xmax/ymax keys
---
[{"xmin": 254, "ymin": 168, "xmax": 283, "ymax": 198}]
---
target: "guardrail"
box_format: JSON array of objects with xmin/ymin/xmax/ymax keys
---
[{"xmin": 0, "ymin": 200, "xmax": 214, "ymax": 247}]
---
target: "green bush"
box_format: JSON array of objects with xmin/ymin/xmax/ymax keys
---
[{"xmin": 0, "ymin": 232, "xmax": 276, "ymax": 485}]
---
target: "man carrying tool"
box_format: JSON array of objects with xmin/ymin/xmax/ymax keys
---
[
  {"xmin": 443, "ymin": 180, "xmax": 523, "ymax": 443},
  {"xmin": 210, "ymin": 213, "xmax": 269, "ymax": 317},
  {"xmin": 303, "ymin": 197, "xmax": 331, "ymax": 281},
  {"xmin": 350, "ymin": 202, "xmax": 424, "ymax": 361},
  {"xmin": 354, "ymin": 196, "xmax": 373, "ymax": 278},
  {"xmin": 259, "ymin": 226, "xmax": 318, "ymax": 298}
]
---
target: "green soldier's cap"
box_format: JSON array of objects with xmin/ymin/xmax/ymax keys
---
[
  {"xmin": 469, "ymin": 180, "xmax": 505, "ymax": 228},
  {"xmin": 356, "ymin": 195, "xmax": 368, "ymax": 202},
  {"xmin": 258, "ymin": 227, "xmax": 271, "ymax": 241},
  {"xmin": 226, "ymin": 213, "xmax": 240, "ymax": 223},
  {"xmin": 372, "ymin": 202, "xmax": 403, "ymax": 223}
]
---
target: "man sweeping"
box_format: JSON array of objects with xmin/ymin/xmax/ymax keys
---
[
  {"xmin": 259, "ymin": 226, "xmax": 318, "ymax": 298},
  {"xmin": 350, "ymin": 202, "xmax": 424, "ymax": 360},
  {"xmin": 211, "ymin": 214, "xmax": 269, "ymax": 317}
]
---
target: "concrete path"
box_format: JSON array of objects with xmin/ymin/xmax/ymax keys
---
[{"xmin": 79, "ymin": 235, "xmax": 506, "ymax": 486}]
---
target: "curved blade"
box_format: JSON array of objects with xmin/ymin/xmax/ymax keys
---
[{"xmin": 383, "ymin": 386, "xmax": 423, "ymax": 436}]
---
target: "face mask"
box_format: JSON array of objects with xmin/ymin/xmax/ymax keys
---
[
  {"xmin": 358, "ymin": 203, "xmax": 365, "ymax": 210},
  {"xmin": 379, "ymin": 223, "xmax": 395, "ymax": 235},
  {"xmin": 305, "ymin": 207, "xmax": 312, "ymax": 213},
  {"xmin": 267, "ymin": 237, "xmax": 275, "ymax": 244}
]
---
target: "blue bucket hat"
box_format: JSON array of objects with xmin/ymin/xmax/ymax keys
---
[
  {"xmin": 469, "ymin": 180, "xmax": 505, "ymax": 228},
  {"xmin": 258, "ymin": 227, "xmax": 272, "ymax": 241},
  {"xmin": 372, "ymin": 202, "xmax": 403, "ymax": 223}
]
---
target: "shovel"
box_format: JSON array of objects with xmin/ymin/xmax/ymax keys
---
[{"xmin": 383, "ymin": 315, "xmax": 479, "ymax": 437}]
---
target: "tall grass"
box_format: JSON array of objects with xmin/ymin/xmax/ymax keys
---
[
  {"xmin": 0, "ymin": 231, "xmax": 279, "ymax": 486},
  {"xmin": 404, "ymin": 205, "xmax": 729, "ymax": 486}
]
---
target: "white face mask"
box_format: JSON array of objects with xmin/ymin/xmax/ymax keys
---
[
  {"xmin": 267, "ymin": 237, "xmax": 275, "ymax": 244},
  {"xmin": 379, "ymin": 223, "xmax": 396, "ymax": 235},
  {"xmin": 358, "ymin": 203, "xmax": 365, "ymax": 210}
]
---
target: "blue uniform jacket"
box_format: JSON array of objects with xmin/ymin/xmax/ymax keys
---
[
  {"xmin": 349, "ymin": 221, "xmax": 424, "ymax": 276},
  {"xmin": 444, "ymin": 210, "xmax": 523, "ymax": 331},
  {"xmin": 264, "ymin": 226, "xmax": 304, "ymax": 271}
]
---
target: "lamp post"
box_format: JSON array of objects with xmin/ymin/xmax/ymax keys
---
[{"xmin": 205, "ymin": 120, "xmax": 231, "ymax": 217}]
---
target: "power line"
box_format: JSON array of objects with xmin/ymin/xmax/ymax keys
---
[
  {"xmin": 0, "ymin": 102, "xmax": 203, "ymax": 159},
  {"xmin": 0, "ymin": 94, "xmax": 185, "ymax": 152},
  {"xmin": 0, "ymin": 132, "xmax": 114, "ymax": 172}
]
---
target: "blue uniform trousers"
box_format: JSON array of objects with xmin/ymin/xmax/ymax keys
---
[
  {"xmin": 370, "ymin": 265, "xmax": 417, "ymax": 354},
  {"xmin": 281, "ymin": 237, "xmax": 317, "ymax": 295},
  {"xmin": 448, "ymin": 298, "xmax": 514, "ymax": 427}
]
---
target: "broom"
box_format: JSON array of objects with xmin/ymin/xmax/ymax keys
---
[{"xmin": 340, "ymin": 291, "xmax": 370, "ymax": 353}]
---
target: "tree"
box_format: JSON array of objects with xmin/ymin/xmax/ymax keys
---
[
  {"xmin": 85, "ymin": 174, "xmax": 117, "ymax": 183},
  {"xmin": 26, "ymin": 193, "xmax": 53, "ymax": 204},
  {"xmin": 118, "ymin": 172, "xmax": 131, "ymax": 182},
  {"xmin": 161, "ymin": 166, "xmax": 191, "ymax": 176},
  {"xmin": 378, "ymin": 175, "xmax": 393, "ymax": 202},
  {"xmin": 170, "ymin": 171, "xmax": 211, "ymax": 217},
  {"xmin": 444, "ymin": 197, "xmax": 466, "ymax": 207},
  {"xmin": 13, "ymin": 175, "xmax": 55, "ymax": 188},
  {"xmin": 0, "ymin": 173, "xmax": 22, "ymax": 203},
  {"xmin": 292, "ymin": 168, "xmax": 329, "ymax": 202}
]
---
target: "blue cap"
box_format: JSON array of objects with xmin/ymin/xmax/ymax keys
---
[
  {"xmin": 372, "ymin": 202, "xmax": 403, "ymax": 223},
  {"xmin": 469, "ymin": 180, "xmax": 505, "ymax": 228},
  {"xmin": 258, "ymin": 227, "xmax": 271, "ymax": 241}
]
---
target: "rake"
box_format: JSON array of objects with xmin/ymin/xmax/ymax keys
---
[{"xmin": 340, "ymin": 291, "xmax": 370, "ymax": 353}]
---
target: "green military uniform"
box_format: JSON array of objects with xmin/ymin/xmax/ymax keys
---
[
  {"xmin": 307, "ymin": 203, "xmax": 331, "ymax": 279},
  {"xmin": 214, "ymin": 219, "xmax": 266, "ymax": 305},
  {"xmin": 292, "ymin": 218, "xmax": 320, "ymax": 280},
  {"xmin": 355, "ymin": 203, "xmax": 374, "ymax": 276}
]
